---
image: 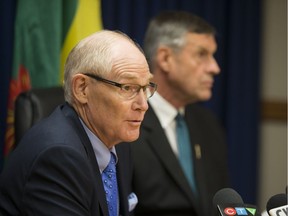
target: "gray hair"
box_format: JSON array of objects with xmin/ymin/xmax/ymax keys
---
[
  {"xmin": 63, "ymin": 30, "xmax": 141, "ymax": 103},
  {"xmin": 143, "ymin": 11, "xmax": 216, "ymax": 70}
]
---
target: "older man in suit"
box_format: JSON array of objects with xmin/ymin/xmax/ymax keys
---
[{"xmin": 0, "ymin": 30, "xmax": 157, "ymax": 216}]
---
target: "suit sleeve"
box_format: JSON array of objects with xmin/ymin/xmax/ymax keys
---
[{"xmin": 22, "ymin": 145, "xmax": 95, "ymax": 216}]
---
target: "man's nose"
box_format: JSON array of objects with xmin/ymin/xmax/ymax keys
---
[
  {"xmin": 132, "ymin": 89, "xmax": 149, "ymax": 111},
  {"xmin": 209, "ymin": 57, "xmax": 221, "ymax": 75}
]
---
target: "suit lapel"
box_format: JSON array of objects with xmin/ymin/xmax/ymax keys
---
[
  {"xmin": 185, "ymin": 105, "xmax": 210, "ymax": 215},
  {"xmin": 115, "ymin": 144, "xmax": 130, "ymax": 216},
  {"xmin": 62, "ymin": 104, "xmax": 109, "ymax": 216},
  {"xmin": 142, "ymin": 107, "xmax": 195, "ymax": 203}
]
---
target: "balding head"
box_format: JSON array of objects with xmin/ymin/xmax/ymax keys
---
[{"xmin": 63, "ymin": 30, "xmax": 144, "ymax": 104}]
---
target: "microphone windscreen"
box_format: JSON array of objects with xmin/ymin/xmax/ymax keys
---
[
  {"xmin": 213, "ymin": 188, "xmax": 244, "ymax": 208},
  {"xmin": 266, "ymin": 193, "xmax": 288, "ymax": 212}
]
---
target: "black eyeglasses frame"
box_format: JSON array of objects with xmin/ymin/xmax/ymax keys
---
[{"xmin": 83, "ymin": 73, "xmax": 157, "ymax": 99}]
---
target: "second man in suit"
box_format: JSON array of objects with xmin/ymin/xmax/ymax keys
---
[{"xmin": 128, "ymin": 11, "xmax": 230, "ymax": 216}]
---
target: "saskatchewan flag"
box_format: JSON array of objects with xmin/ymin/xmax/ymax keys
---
[{"xmin": 4, "ymin": 0, "xmax": 102, "ymax": 156}]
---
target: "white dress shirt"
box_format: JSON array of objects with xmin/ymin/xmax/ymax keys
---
[{"xmin": 149, "ymin": 92, "xmax": 185, "ymax": 156}]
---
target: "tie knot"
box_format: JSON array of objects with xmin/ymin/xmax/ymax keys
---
[
  {"xmin": 110, "ymin": 152, "xmax": 116, "ymax": 164},
  {"xmin": 104, "ymin": 152, "xmax": 117, "ymax": 173},
  {"xmin": 176, "ymin": 113, "xmax": 185, "ymax": 124}
]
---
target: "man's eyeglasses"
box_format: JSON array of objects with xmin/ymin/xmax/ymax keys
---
[{"xmin": 83, "ymin": 73, "xmax": 157, "ymax": 100}]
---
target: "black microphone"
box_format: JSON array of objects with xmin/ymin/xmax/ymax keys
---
[
  {"xmin": 213, "ymin": 188, "xmax": 260, "ymax": 216},
  {"xmin": 266, "ymin": 193, "xmax": 288, "ymax": 216}
]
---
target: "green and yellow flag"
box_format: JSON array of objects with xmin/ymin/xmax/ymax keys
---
[{"xmin": 5, "ymin": 0, "xmax": 102, "ymax": 156}]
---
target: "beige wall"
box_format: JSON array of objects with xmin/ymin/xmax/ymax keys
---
[{"xmin": 258, "ymin": 0, "xmax": 287, "ymax": 211}]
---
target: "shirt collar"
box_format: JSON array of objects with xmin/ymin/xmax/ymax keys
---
[
  {"xmin": 79, "ymin": 118, "xmax": 118, "ymax": 173},
  {"xmin": 149, "ymin": 92, "xmax": 185, "ymax": 128}
]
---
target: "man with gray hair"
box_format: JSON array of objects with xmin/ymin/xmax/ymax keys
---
[
  {"xmin": 0, "ymin": 30, "xmax": 157, "ymax": 216},
  {"xmin": 128, "ymin": 11, "xmax": 229, "ymax": 216}
]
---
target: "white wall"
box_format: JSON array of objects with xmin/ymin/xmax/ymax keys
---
[{"xmin": 258, "ymin": 0, "xmax": 287, "ymax": 211}]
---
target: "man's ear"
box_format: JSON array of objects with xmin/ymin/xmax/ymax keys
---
[
  {"xmin": 72, "ymin": 74, "xmax": 89, "ymax": 104},
  {"xmin": 156, "ymin": 46, "xmax": 173, "ymax": 73}
]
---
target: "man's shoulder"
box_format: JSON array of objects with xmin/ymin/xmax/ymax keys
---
[
  {"xmin": 186, "ymin": 103, "xmax": 219, "ymax": 121},
  {"xmin": 186, "ymin": 103, "xmax": 214, "ymax": 114},
  {"xmin": 17, "ymin": 104, "xmax": 86, "ymax": 155}
]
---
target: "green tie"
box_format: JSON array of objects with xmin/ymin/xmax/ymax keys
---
[{"xmin": 176, "ymin": 113, "xmax": 197, "ymax": 195}]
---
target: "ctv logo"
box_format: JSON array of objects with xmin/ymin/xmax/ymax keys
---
[
  {"xmin": 269, "ymin": 204, "xmax": 288, "ymax": 216},
  {"xmin": 223, "ymin": 207, "xmax": 257, "ymax": 215}
]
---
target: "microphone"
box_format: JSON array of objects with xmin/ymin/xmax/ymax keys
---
[
  {"xmin": 266, "ymin": 193, "xmax": 288, "ymax": 216},
  {"xmin": 213, "ymin": 188, "xmax": 260, "ymax": 216}
]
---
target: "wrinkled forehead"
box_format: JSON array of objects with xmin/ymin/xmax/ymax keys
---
[
  {"xmin": 110, "ymin": 56, "xmax": 152, "ymax": 81},
  {"xmin": 109, "ymin": 44, "xmax": 152, "ymax": 82}
]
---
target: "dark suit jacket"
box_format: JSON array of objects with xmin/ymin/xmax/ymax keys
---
[
  {"xmin": 0, "ymin": 103, "xmax": 133, "ymax": 216},
  {"xmin": 129, "ymin": 103, "xmax": 229, "ymax": 216}
]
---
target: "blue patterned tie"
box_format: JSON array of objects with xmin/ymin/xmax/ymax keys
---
[
  {"xmin": 102, "ymin": 152, "xmax": 118, "ymax": 216},
  {"xmin": 176, "ymin": 113, "xmax": 197, "ymax": 195}
]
